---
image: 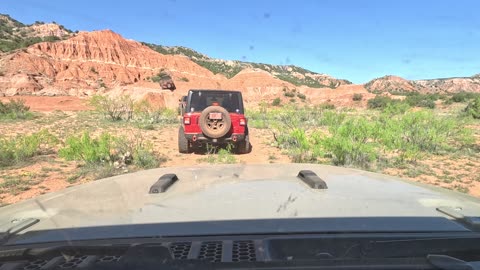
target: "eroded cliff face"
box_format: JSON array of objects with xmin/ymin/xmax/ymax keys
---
[{"xmin": 364, "ymin": 75, "xmax": 480, "ymax": 94}]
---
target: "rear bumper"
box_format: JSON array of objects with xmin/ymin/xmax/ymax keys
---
[{"xmin": 185, "ymin": 133, "xmax": 245, "ymax": 144}]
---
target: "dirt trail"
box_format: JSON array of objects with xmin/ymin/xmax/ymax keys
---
[{"xmin": 160, "ymin": 127, "xmax": 290, "ymax": 167}]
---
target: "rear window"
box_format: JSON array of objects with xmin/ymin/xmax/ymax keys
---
[{"xmin": 187, "ymin": 91, "xmax": 244, "ymax": 114}]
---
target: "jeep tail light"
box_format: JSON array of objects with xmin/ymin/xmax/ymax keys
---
[
  {"xmin": 184, "ymin": 117, "xmax": 191, "ymax": 125},
  {"xmin": 239, "ymin": 118, "xmax": 246, "ymax": 126}
]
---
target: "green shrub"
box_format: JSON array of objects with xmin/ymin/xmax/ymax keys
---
[
  {"xmin": 179, "ymin": 77, "xmax": 189, "ymax": 82},
  {"xmin": 463, "ymin": 97, "xmax": 480, "ymax": 119},
  {"xmin": 352, "ymin": 93, "xmax": 363, "ymax": 101},
  {"xmin": 134, "ymin": 100, "xmax": 177, "ymax": 124},
  {"xmin": 275, "ymin": 74, "xmax": 330, "ymax": 88},
  {"xmin": 89, "ymin": 95, "xmax": 134, "ymax": 121},
  {"xmin": 381, "ymin": 102, "xmax": 410, "ymax": 115},
  {"xmin": 443, "ymin": 98, "xmax": 454, "ymax": 105},
  {"xmin": 270, "ymin": 104, "xmax": 472, "ymax": 167},
  {"xmin": 367, "ymin": 96, "xmax": 399, "ymax": 109},
  {"xmin": 376, "ymin": 110, "xmax": 471, "ymax": 161},
  {"xmin": 284, "ymin": 91, "xmax": 295, "ymax": 98},
  {"xmin": 404, "ymin": 93, "xmax": 436, "ymax": 108},
  {"xmin": 150, "ymin": 71, "xmax": 171, "ymax": 82},
  {"xmin": 451, "ymin": 92, "xmax": 479, "ymax": 103},
  {"xmin": 59, "ymin": 132, "xmax": 113, "ymax": 163},
  {"xmin": 59, "ymin": 132, "xmax": 164, "ymax": 169},
  {"xmin": 202, "ymin": 144, "xmax": 236, "ymax": 164},
  {"xmin": 0, "ymin": 99, "xmax": 33, "ymax": 120},
  {"xmin": 272, "ymin": 97, "xmax": 281, "ymax": 106},
  {"xmin": 321, "ymin": 118, "xmax": 378, "ymax": 168},
  {"xmin": 0, "ymin": 130, "xmax": 57, "ymax": 167},
  {"xmin": 297, "ymin": 93, "xmax": 306, "ymax": 100},
  {"xmin": 317, "ymin": 103, "xmax": 335, "ymax": 110}
]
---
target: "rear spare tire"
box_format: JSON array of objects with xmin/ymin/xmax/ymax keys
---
[
  {"xmin": 199, "ymin": 106, "xmax": 231, "ymax": 139},
  {"xmin": 178, "ymin": 126, "xmax": 191, "ymax": 153}
]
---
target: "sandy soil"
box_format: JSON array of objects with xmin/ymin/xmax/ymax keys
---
[{"xmin": 1, "ymin": 96, "xmax": 90, "ymax": 111}]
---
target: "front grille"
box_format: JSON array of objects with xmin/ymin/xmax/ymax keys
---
[
  {"xmin": 232, "ymin": 241, "xmax": 256, "ymax": 262},
  {"xmin": 8, "ymin": 240, "xmax": 258, "ymax": 269},
  {"xmin": 169, "ymin": 242, "xmax": 192, "ymax": 260},
  {"xmin": 58, "ymin": 256, "xmax": 88, "ymax": 269},
  {"xmin": 96, "ymin": 255, "xmax": 122, "ymax": 263},
  {"xmin": 23, "ymin": 260, "xmax": 48, "ymax": 270},
  {"xmin": 198, "ymin": 241, "xmax": 222, "ymax": 262}
]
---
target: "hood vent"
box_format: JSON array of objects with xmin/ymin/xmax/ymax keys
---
[
  {"xmin": 169, "ymin": 242, "xmax": 192, "ymax": 260},
  {"xmin": 297, "ymin": 170, "xmax": 327, "ymax": 189},
  {"xmin": 58, "ymin": 255, "xmax": 88, "ymax": 269},
  {"xmin": 149, "ymin": 174, "xmax": 179, "ymax": 194},
  {"xmin": 96, "ymin": 255, "xmax": 122, "ymax": 263},
  {"xmin": 232, "ymin": 241, "xmax": 256, "ymax": 262},
  {"xmin": 198, "ymin": 241, "xmax": 222, "ymax": 263},
  {"xmin": 23, "ymin": 260, "xmax": 47, "ymax": 270}
]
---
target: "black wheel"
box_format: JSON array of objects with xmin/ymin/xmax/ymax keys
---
[
  {"xmin": 199, "ymin": 106, "xmax": 231, "ymax": 138},
  {"xmin": 178, "ymin": 126, "xmax": 191, "ymax": 153},
  {"xmin": 236, "ymin": 134, "xmax": 252, "ymax": 154}
]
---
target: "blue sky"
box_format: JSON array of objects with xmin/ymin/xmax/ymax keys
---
[{"xmin": 3, "ymin": 0, "xmax": 480, "ymax": 83}]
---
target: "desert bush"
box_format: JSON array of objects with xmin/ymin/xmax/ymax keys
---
[
  {"xmin": 463, "ymin": 97, "xmax": 480, "ymax": 119},
  {"xmin": 297, "ymin": 93, "xmax": 306, "ymax": 100},
  {"xmin": 271, "ymin": 105, "xmax": 472, "ymax": 167},
  {"xmin": 316, "ymin": 102, "xmax": 335, "ymax": 110},
  {"xmin": 443, "ymin": 98, "xmax": 454, "ymax": 105},
  {"xmin": 133, "ymin": 100, "xmax": 177, "ymax": 124},
  {"xmin": 202, "ymin": 144, "xmax": 236, "ymax": 164},
  {"xmin": 381, "ymin": 102, "xmax": 410, "ymax": 115},
  {"xmin": 320, "ymin": 118, "xmax": 378, "ymax": 168},
  {"xmin": 59, "ymin": 132, "xmax": 113, "ymax": 163},
  {"xmin": 0, "ymin": 130, "xmax": 57, "ymax": 167},
  {"xmin": 89, "ymin": 95, "xmax": 177, "ymax": 124},
  {"xmin": 367, "ymin": 95, "xmax": 399, "ymax": 109},
  {"xmin": 59, "ymin": 131, "xmax": 164, "ymax": 169},
  {"xmin": 404, "ymin": 93, "xmax": 436, "ymax": 108},
  {"xmin": 272, "ymin": 97, "xmax": 281, "ymax": 106},
  {"xmin": 451, "ymin": 92, "xmax": 480, "ymax": 103},
  {"xmin": 150, "ymin": 71, "xmax": 171, "ymax": 82},
  {"xmin": 179, "ymin": 77, "xmax": 189, "ymax": 82},
  {"xmin": 376, "ymin": 110, "xmax": 471, "ymax": 161},
  {"xmin": 352, "ymin": 93, "xmax": 363, "ymax": 101},
  {"xmin": 0, "ymin": 99, "xmax": 33, "ymax": 120},
  {"xmin": 89, "ymin": 95, "xmax": 135, "ymax": 121},
  {"xmin": 284, "ymin": 91, "xmax": 295, "ymax": 98}
]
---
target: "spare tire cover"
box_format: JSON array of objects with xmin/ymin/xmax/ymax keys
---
[{"xmin": 199, "ymin": 106, "xmax": 231, "ymax": 138}]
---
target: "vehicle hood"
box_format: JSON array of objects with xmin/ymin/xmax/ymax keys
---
[{"xmin": 1, "ymin": 164, "xmax": 480, "ymax": 244}]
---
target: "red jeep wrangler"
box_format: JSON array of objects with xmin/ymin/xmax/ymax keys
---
[{"xmin": 178, "ymin": 89, "xmax": 251, "ymax": 154}]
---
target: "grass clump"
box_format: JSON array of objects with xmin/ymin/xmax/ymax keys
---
[
  {"xmin": 404, "ymin": 93, "xmax": 436, "ymax": 108},
  {"xmin": 462, "ymin": 97, "xmax": 480, "ymax": 119},
  {"xmin": 297, "ymin": 93, "xmax": 306, "ymax": 100},
  {"xmin": 89, "ymin": 95, "xmax": 177, "ymax": 124},
  {"xmin": 272, "ymin": 97, "xmax": 281, "ymax": 106},
  {"xmin": 59, "ymin": 131, "xmax": 165, "ymax": 171},
  {"xmin": 450, "ymin": 92, "xmax": 480, "ymax": 103},
  {"xmin": 269, "ymin": 105, "xmax": 473, "ymax": 169},
  {"xmin": 0, "ymin": 130, "xmax": 57, "ymax": 167},
  {"xmin": 0, "ymin": 99, "xmax": 34, "ymax": 120},
  {"xmin": 352, "ymin": 93, "xmax": 363, "ymax": 101},
  {"xmin": 201, "ymin": 144, "xmax": 236, "ymax": 164}
]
